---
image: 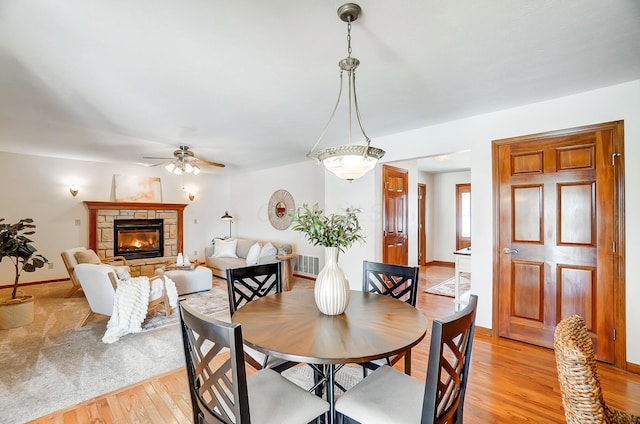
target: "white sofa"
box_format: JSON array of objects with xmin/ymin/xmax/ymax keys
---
[{"xmin": 204, "ymin": 238, "xmax": 292, "ymax": 279}]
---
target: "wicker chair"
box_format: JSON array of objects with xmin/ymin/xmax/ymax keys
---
[{"xmin": 553, "ymin": 315, "xmax": 640, "ymax": 424}]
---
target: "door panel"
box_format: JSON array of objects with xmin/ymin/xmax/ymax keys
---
[
  {"xmin": 495, "ymin": 123, "xmax": 622, "ymax": 364},
  {"xmin": 383, "ymin": 165, "xmax": 408, "ymax": 265}
]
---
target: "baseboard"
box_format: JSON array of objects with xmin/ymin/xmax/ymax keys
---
[
  {"xmin": 425, "ymin": 261, "xmax": 454, "ymax": 268},
  {"xmin": 626, "ymin": 362, "xmax": 640, "ymax": 375},
  {"xmin": 474, "ymin": 325, "xmax": 492, "ymax": 337},
  {"xmin": 0, "ymin": 278, "xmax": 69, "ymax": 290}
]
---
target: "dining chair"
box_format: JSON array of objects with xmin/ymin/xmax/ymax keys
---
[
  {"xmin": 554, "ymin": 314, "xmax": 640, "ymax": 424},
  {"xmin": 360, "ymin": 260, "xmax": 420, "ymax": 376},
  {"xmin": 179, "ymin": 301, "xmax": 329, "ymax": 424},
  {"xmin": 335, "ymin": 294, "xmax": 478, "ymax": 424},
  {"xmin": 226, "ymin": 262, "xmax": 298, "ymax": 373}
]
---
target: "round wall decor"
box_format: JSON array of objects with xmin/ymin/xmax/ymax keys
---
[{"xmin": 268, "ymin": 189, "xmax": 295, "ymax": 230}]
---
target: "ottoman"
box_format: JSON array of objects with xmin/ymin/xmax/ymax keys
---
[{"xmin": 155, "ymin": 266, "xmax": 213, "ymax": 295}]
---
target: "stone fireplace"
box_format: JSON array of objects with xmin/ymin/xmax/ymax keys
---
[{"xmin": 84, "ymin": 201, "xmax": 187, "ymax": 276}]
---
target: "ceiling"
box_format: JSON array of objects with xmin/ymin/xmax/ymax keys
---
[{"xmin": 1, "ymin": 1, "xmax": 639, "ymax": 174}]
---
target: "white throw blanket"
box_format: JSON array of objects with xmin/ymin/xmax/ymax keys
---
[{"xmin": 102, "ymin": 276, "xmax": 179, "ymax": 344}]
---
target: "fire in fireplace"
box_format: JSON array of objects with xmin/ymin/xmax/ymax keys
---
[{"xmin": 114, "ymin": 219, "xmax": 164, "ymax": 260}]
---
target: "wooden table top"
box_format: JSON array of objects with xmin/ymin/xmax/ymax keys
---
[{"xmin": 232, "ymin": 289, "xmax": 428, "ymax": 364}]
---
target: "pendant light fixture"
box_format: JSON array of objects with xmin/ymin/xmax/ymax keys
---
[{"xmin": 307, "ymin": 3, "xmax": 385, "ymax": 181}]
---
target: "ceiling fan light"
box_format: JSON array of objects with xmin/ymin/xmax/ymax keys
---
[
  {"xmin": 173, "ymin": 166, "xmax": 182, "ymax": 175},
  {"xmin": 165, "ymin": 162, "xmax": 176, "ymax": 172},
  {"xmin": 193, "ymin": 165, "xmax": 201, "ymax": 175},
  {"xmin": 184, "ymin": 162, "xmax": 194, "ymax": 173}
]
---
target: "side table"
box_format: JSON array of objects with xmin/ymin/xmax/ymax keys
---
[{"xmin": 276, "ymin": 254, "xmax": 294, "ymax": 291}]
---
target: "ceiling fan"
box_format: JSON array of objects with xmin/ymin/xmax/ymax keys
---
[{"xmin": 144, "ymin": 145, "xmax": 225, "ymax": 175}]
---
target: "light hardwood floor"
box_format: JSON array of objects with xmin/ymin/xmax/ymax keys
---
[{"xmin": 29, "ymin": 265, "xmax": 640, "ymax": 423}]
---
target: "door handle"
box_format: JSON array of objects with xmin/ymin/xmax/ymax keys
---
[{"xmin": 502, "ymin": 247, "xmax": 519, "ymax": 254}]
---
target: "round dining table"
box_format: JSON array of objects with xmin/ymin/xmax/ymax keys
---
[{"xmin": 231, "ymin": 289, "xmax": 428, "ymax": 423}]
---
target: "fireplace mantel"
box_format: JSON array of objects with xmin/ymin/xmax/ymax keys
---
[{"xmin": 84, "ymin": 201, "xmax": 188, "ymax": 255}]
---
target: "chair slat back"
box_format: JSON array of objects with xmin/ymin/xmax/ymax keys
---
[
  {"xmin": 226, "ymin": 263, "xmax": 282, "ymax": 316},
  {"xmin": 180, "ymin": 301, "xmax": 251, "ymax": 424},
  {"xmin": 553, "ymin": 314, "xmax": 607, "ymax": 424},
  {"xmin": 422, "ymin": 294, "xmax": 477, "ymax": 424},
  {"xmin": 362, "ymin": 261, "xmax": 420, "ymax": 306}
]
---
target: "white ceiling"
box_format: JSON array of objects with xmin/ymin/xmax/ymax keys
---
[{"xmin": 1, "ymin": 1, "xmax": 639, "ymax": 174}]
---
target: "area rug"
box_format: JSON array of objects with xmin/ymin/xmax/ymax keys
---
[
  {"xmin": 424, "ymin": 273, "xmax": 471, "ymax": 297},
  {"xmin": 0, "ymin": 281, "xmax": 230, "ymax": 424},
  {"xmin": 282, "ymin": 363, "xmax": 363, "ymax": 396}
]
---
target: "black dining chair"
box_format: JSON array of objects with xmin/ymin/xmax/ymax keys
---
[
  {"xmin": 360, "ymin": 260, "xmax": 420, "ymax": 376},
  {"xmin": 179, "ymin": 301, "xmax": 329, "ymax": 424},
  {"xmin": 226, "ymin": 262, "xmax": 298, "ymax": 373},
  {"xmin": 335, "ymin": 295, "xmax": 478, "ymax": 424}
]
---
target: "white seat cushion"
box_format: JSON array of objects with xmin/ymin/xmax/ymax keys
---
[
  {"xmin": 247, "ymin": 368, "xmax": 329, "ymax": 424},
  {"xmin": 335, "ymin": 365, "xmax": 424, "ymax": 424},
  {"xmin": 244, "ymin": 345, "xmax": 293, "ymax": 370}
]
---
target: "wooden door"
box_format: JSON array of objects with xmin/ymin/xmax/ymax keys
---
[
  {"xmin": 418, "ymin": 184, "xmax": 426, "ymax": 265},
  {"xmin": 383, "ymin": 165, "xmax": 408, "ymax": 265},
  {"xmin": 456, "ymin": 183, "xmax": 471, "ymax": 250},
  {"xmin": 495, "ymin": 122, "xmax": 624, "ymax": 364}
]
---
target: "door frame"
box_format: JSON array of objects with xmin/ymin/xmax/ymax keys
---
[
  {"xmin": 491, "ymin": 121, "xmax": 626, "ymax": 369},
  {"xmin": 418, "ymin": 183, "xmax": 426, "ymax": 266}
]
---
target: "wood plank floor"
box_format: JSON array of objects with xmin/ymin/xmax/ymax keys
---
[{"xmin": 29, "ymin": 265, "xmax": 640, "ymax": 423}]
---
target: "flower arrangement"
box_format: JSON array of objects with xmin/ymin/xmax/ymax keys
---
[{"xmin": 290, "ymin": 203, "xmax": 365, "ymax": 252}]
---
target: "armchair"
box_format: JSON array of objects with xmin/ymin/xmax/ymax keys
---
[
  {"xmin": 61, "ymin": 247, "xmax": 129, "ymax": 298},
  {"xmin": 73, "ymin": 263, "xmax": 172, "ymax": 329}
]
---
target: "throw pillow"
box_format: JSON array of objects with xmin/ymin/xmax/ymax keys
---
[
  {"xmin": 114, "ymin": 267, "xmax": 131, "ymax": 281},
  {"xmin": 259, "ymin": 242, "xmax": 277, "ymax": 258},
  {"xmin": 213, "ymin": 238, "xmax": 238, "ymax": 258},
  {"xmin": 74, "ymin": 249, "xmax": 101, "ymax": 265},
  {"xmin": 246, "ymin": 242, "xmax": 262, "ymax": 265}
]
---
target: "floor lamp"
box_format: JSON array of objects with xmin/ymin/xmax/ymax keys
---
[{"xmin": 221, "ymin": 211, "xmax": 233, "ymax": 239}]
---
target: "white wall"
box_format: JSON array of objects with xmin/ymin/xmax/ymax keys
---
[
  {"xmin": 351, "ymin": 79, "xmax": 640, "ymax": 364},
  {"xmin": 229, "ymin": 160, "xmax": 326, "ymax": 259},
  {"xmin": 431, "ymin": 171, "xmax": 471, "ymax": 262},
  {"xmin": 0, "ymin": 152, "xmax": 229, "ymax": 284}
]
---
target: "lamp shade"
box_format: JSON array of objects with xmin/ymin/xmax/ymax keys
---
[{"xmin": 221, "ymin": 211, "xmax": 233, "ymax": 221}]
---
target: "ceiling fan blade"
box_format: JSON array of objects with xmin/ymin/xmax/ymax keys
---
[
  {"xmin": 143, "ymin": 156, "xmax": 174, "ymax": 160},
  {"xmin": 196, "ymin": 158, "xmax": 226, "ymax": 168},
  {"xmin": 148, "ymin": 161, "xmax": 170, "ymax": 167}
]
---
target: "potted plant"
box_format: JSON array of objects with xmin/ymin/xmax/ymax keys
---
[
  {"xmin": 0, "ymin": 218, "xmax": 48, "ymax": 329},
  {"xmin": 291, "ymin": 204, "xmax": 364, "ymax": 315}
]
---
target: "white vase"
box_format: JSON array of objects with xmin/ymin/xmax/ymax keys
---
[{"xmin": 314, "ymin": 246, "xmax": 350, "ymax": 315}]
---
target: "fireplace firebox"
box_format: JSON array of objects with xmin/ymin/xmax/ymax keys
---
[{"xmin": 114, "ymin": 219, "xmax": 164, "ymax": 260}]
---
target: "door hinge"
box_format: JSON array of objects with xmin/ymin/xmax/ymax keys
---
[
  {"xmin": 612, "ymin": 152, "xmax": 621, "ymax": 166},
  {"xmin": 613, "ymin": 328, "xmax": 617, "ymax": 341},
  {"xmin": 613, "ymin": 240, "xmax": 616, "ymax": 253}
]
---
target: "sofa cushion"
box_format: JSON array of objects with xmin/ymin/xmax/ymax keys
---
[
  {"xmin": 246, "ymin": 242, "xmax": 262, "ymax": 265},
  {"xmin": 213, "ymin": 239, "xmax": 238, "ymax": 258},
  {"xmin": 236, "ymin": 238, "xmax": 257, "ymax": 259},
  {"xmin": 74, "ymin": 249, "xmax": 101, "ymax": 265},
  {"xmin": 260, "ymin": 242, "xmax": 277, "ymax": 258}
]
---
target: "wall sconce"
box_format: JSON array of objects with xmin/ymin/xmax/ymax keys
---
[
  {"xmin": 69, "ymin": 184, "xmax": 79, "ymax": 197},
  {"xmin": 188, "ymin": 192, "xmax": 196, "ymax": 201}
]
